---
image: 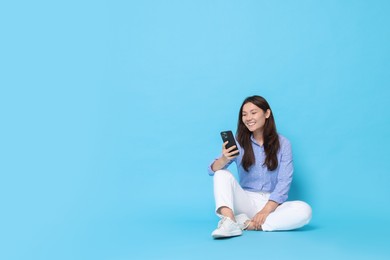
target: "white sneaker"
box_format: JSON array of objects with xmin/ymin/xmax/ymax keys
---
[
  {"xmin": 235, "ymin": 214, "xmax": 251, "ymax": 230},
  {"xmin": 211, "ymin": 217, "xmax": 243, "ymax": 238}
]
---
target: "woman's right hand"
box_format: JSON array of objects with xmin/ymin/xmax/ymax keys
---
[
  {"xmin": 211, "ymin": 141, "xmax": 240, "ymax": 172},
  {"xmin": 221, "ymin": 141, "xmax": 239, "ymax": 162}
]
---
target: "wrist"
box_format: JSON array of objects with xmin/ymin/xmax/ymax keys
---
[
  {"xmin": 211, "ymin": 157, "xmax": 230, "ymax": 172},
  {"xmin": 263, "ymin": 200, "xmax": 279, "ymax": 214},
  {"xmin": 220, "ymin": 156, "xmax": 230, "ymax": 164},
  {"xmin": 261, "ymin": 209, "xmax": 272, "ymax": 215}
]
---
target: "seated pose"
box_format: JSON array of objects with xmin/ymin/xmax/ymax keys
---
[{"xmin": 208, "ymin": 95, "xmax": 312, "ymax": 238}]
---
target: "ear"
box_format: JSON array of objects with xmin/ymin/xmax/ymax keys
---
[{"xmin": 265, "ymin": 109, "xmax": 271, "ymax": 119}]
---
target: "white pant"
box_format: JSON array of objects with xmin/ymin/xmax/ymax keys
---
[{"xmin": 214, "ymin": 170, "xmax": 312, "ymax": 231}]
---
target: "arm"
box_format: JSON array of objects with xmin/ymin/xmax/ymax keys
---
[
  {"xmin": 211, "ymin": 156, "xmax": 231, "ymax": 172},
  {"xmin": 251, "ymin": 200, "xmax": 279, "ymax": 230},
  {"xmin": 209, "ymin": 141, "xmax": 239, "ymax": 173},
  {"xmin": 268, "ymin": 139, "xmax": 293, "ymax": 204},
  {"xmin": 251, "ymin": 139, "xmax": 293, "ymax": 229}
]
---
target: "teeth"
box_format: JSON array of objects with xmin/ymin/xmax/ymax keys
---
[{"xmin": 247, "ymin": 122, "xmax": 255, "ymax": 126}]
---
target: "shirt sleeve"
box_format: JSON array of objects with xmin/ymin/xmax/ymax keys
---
[
  {"xmin": 269, "ymin": 139, "xmax": 293, "ymax": 204},
  {"xmin": 207, "ymin": 155, "xmax": 234, "ymax": 176}
]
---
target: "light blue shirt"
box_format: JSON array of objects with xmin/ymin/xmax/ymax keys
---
[{"xmin": 208, "ymin": 134, "xmax": 293, "ymax": 204}]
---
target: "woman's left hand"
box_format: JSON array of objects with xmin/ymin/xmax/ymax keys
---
[
  {"xmin": 251, "ymin": 200, "xmax": 279, "ymax": 230},
  {"xmin": 252, "ymin": 211, "xmax": 270, "ymax": 230}
]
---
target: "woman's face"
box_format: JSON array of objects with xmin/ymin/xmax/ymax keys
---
[{"xmin": 242, "ymin": 102, "xmax": 270, "ymax": 133}]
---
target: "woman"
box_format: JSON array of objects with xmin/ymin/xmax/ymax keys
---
[{"xmin": 208, "ymin": 95, "xmax": 312, "ymax": 238}]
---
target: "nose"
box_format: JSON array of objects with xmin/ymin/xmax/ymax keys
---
[{"xmin": 246, "ymin": 115, "xmax": 253, "ymax": 121}]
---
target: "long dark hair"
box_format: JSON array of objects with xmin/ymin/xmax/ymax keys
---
[{"xmin": 237, "ymin": 95, "xmax": 280, "ymax": 171}]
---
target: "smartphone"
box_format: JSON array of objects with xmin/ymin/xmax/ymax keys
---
[{"xmin": 220, "ymin": 130, "xmax": 239, "ymax": 155}]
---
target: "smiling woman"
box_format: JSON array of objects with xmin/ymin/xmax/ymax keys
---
[
  {"xmin": 239, "ymin": 97, "xmax": 278, "ymax": 172},
  {"xmin": 208, "ymin": 95, "xmax": 312, "ymax": 238}
]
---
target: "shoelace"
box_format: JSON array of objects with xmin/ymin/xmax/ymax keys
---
[{"xmin": 217, "ymin": 217, "xmax": 228, "ymax": 228}]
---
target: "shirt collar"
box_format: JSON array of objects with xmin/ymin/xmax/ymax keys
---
[{"xmin": 250, "ymin": 134, "xmax": 263, "ymax": 147}]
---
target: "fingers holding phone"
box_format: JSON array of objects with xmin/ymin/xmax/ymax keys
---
[
  {"xmin": 211, "ymin": 131, "xmax": 240, "ymax": 172},
  {"xmin": 222, "ymin": 141, "xmax": 239, "ymax": 161},
  {"xmin": 220, "ymin": 131, "xmax": 240, "ymax": 161}
]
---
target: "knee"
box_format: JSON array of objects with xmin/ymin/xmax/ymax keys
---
[
  {"xmin": 213, "ymin": 170, "xmax": 235, "ymax": 185},
  {"xmin": 296, "ymin": 201, "xmax": 312, "ymax": 224},
  {"xmin": 214, "ymin": 169, "xmax": 234, "ymax": 180}
]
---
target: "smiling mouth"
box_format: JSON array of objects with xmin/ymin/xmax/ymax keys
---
[{"xmin": 246, "ymin": 121, "xmax": 256, "ymax": 127}]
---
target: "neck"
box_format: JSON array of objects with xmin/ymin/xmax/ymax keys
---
[{"xmin": 253, "ymin": 130, "xmax": 264, "ymax": 146}]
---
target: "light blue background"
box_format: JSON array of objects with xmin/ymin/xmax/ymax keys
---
[{"xmin": 1, "ymin": 1, "xmax": 390, "ymax": 259}]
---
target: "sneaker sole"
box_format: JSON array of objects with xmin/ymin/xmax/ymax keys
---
[{"xmin": 212, "ymin": 231, "xmax": 242, "ymax": 239}]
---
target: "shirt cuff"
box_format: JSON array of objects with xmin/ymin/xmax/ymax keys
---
[
  {"xmin": 207, "ymin": 158, "xmax": 218, "ymax": 176},
  {"xmin": 269, "ymin": 193, "xmax": 287, "ymax": 204}
]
